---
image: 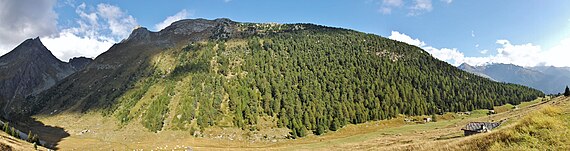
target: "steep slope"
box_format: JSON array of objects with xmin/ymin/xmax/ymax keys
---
[
  {"xmin": 23, "ymin": 18, "xmax": 241, "ymax": 115},
  {"xmin": 22, "ymin": 18, "xmax": 543, "ymax": 137},
  {"xmin": 458, "ymin": 63, "xmax": 570, "ymax": 94},
  {"xmin": 0, "ymin": 38, "xmax": 76, "ymax": 116}
]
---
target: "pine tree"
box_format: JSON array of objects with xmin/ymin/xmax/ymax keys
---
[
  {"xmin": 564, "ymin": 86, "xmax": 570, "ymax": 97},
  {"xmin": 27, "ymin": 131, "xmax": 33, "ymax": 142}
]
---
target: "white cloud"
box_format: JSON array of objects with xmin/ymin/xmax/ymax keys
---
[
  {"xmin": 479, "ymin": 49, "xmax": 487, "ymax": 54},
  {"xmin": 384, "ymin": 0, "xmax": 404, "ymax": 7},
  {"xmin": 154, "ymin": 9, "xmax": 192, "ymax": 31},
  {"xmin": 378, "ymin": 0, "xmax": 437, "ymax": 16},
  {"xmin": 0, "ymin": 2, "xmax": 137, "ymax": 61},
  {"xmin": 42, "ymin": 31, "xmax": 115, "ymax": 61},
  {"xmin": 409, "ymin": 0, "xmax": 433, "ymax": 16},
  {"xmin": 0, "ymin": 0, "xmax": 58, "ymax": 56},
  {"xmin": 537, "ymin": 38, "xmax": 570, "ymax": 67},
  {"xmin": 388, "ymin": 31, "xmax": 426, "ymax": 47},
  {"xmin": 423, "ymin": 46, "xmax": 464, "ymax": 63},
  {"xmin": 389, "ymin": 31, "xmax": 464, "ymax": 64},
  {"xmin": 491, "ymin": 40, "xmax": 543, "ymax": 66},
  {"xmin": 441, "ymin": 0, "xmax": 452, "ymax": 4},
  {"xmin": 41, "ymin": 3, "xmax": 138, "ymax": 61},
  {"xmin": 388, "ymin": 31, "xmax": 570, "ymax": 67},
  {"xmin": 471, "ymin": 30, "xmax": 475, "ymax": 37},
  {"xmin": 96, "ymin": 3, "xmax": 138, "ymax": 38},
  {"xmin": 379, "ymin": 0, "xmax": 404, "ymax": 14}
]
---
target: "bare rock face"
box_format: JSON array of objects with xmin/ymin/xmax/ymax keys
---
[
  {"xmin": 0, "ymin": 37, "xmax": 76, "ymax": 117},
  {"xmin": 68, "ymin": 57, "xmax": 93, "ymax": 70},
  {"xmin": 125, "ymin": 27, "xmax": 152, "ymax": 43}
]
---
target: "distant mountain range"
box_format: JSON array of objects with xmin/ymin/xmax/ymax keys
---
[
  {"xmin": 0, "ymin": 37, "xmax": 92, "ymax": 116},
  {"xmin": 458, "ymin": 63, "xmax": 570, "ymax": 94}
]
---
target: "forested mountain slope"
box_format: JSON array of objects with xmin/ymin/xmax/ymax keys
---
[{"xmin": 15, "ymin": 18, "xmax": 542, "ymax": 137}]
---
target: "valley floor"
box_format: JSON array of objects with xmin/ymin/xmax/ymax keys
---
[{"xmin": 28, "ymin": 96, "xmax": 565, "ymax": 150}]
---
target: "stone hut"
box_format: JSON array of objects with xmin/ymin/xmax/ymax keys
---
[{"xmin": 461, "ymin": 122, "xmax": 501, "ymax": 136}]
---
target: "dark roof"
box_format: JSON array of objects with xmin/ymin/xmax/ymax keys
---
[{"xmin": 461, "ymin": 122, "xmax": 501, "ymax": 131}]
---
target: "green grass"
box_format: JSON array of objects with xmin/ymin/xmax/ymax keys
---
[
  {"xmin": 142, "ymin": 81, "xmax": 175, "ymax": 132},
  {"xmin": 518, "ymin": 98, "xmax": 543, "ymax": 108},
  {"xmin": 494, "ymin": 104, "xmax": 514, "ymax": 113},
  {"xmin": 462, "ymin": 105, "xmax": 570, "ymax": 151},
  {"xmin": 289, "ymin": 115, "xmax": 468, "ymax": 149}
]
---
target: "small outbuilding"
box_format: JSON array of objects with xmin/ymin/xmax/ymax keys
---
[
  {"xmin": 461, "ymin": 122, "xmax": 501, "ymax": 136},
  {"xmin": 423, "ymin": 117, "xmax": 432, "ymax": 123}
]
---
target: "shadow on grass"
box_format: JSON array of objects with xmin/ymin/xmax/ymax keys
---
[{"xmin": 4, "ymin": 115, "xmax": 69, "ymax": 150}]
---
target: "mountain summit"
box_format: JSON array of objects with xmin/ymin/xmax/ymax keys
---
[
  {"xmin": 458, "ymin": 63, "xmax": 570, "ymax": 94},
  {"xmin": 0, "ymin": 37, "xmax": 77, "ymax": 116}
]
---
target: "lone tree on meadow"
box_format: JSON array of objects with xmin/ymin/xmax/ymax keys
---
[{"xmin": 565, "ymin": 86, "xmax": 570, "ymax": 97}]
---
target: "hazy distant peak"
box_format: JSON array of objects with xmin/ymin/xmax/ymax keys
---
[{"xmin": 458, "ymin": 63, "xmax": 474, "ymax": 69}]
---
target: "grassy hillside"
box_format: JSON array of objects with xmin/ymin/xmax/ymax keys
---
[
  {"xmin": 24, "ymin": 19, "xmax": 543, "ymax": 138},
  {"xmin": 0, "ymin": 129, "xmax": 49, "ymax": 151},
  {"xmin": 103, "ymin": 22, "xmax": 543, "ymax": 136},
  {"xmin": 460, "ymin": 101, "xmax": 570, "ymax": 150}
]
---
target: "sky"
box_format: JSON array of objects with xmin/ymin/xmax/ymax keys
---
[{"xmin": 1, "ymin": 0, "xmax": 570, "ymax": 67}]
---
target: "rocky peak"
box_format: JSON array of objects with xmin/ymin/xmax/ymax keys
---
[
  {"xmin": 458, "ymin": 63, "xmax": 474, "ymax": 70},
  {"xmin": 159, "ymin": 18, "xmax": 238, "ymax": 40},
  {"xmin": 68, "ymin": 57, "xmax": 93, "ymax": 70},
  {"xmin": 125, "ymin": 26, "xmax": 152, "ymax": 42},
  {"xmin": 9, "ymin": 37, "xmax": 48, "ymax": 55},
  {"xmin": 0, "ymin": 37, "xmax": 77, "ymax": 117},
  {"xmin": 0, "ymin": 37, "xmax": 61, "ymax": 65},
  {"xmin": 121, "ymin": 18, "xmax": 240, "ymax": 46}
]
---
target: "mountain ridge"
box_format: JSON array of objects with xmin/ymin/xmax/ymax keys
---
[
  {"xmin": 458, "ymin": 63, "xmax": 570, "ymax": 94},
  {"xmin": 7, "ymin": 18, "xmax": 543, "ymax": 137}
]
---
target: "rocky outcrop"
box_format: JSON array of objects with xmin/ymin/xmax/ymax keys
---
[
  {"xmin": 68, "ymin": 57, "xmax": 93, "ymax": 70},
  {"xmin": 0, "ymin": 37, "xmax": 76, "ymax": 117}
]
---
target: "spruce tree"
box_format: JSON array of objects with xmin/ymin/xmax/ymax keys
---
[{"xmin": 564, "ymin": 86, "xmax": 570, "ymax": 97}]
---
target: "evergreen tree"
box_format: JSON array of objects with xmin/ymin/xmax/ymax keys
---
[
  {"xmin": 565, "ymin": 86, "xmax": 570, "ymax": 97},
  {"xmin": 108, "ymin": 23, "xmax": 545, "ymax": 137}
]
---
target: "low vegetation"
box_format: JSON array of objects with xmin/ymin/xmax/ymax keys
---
[
  {"xmin": 1, "ymin": 122, "xmax": 40, "ymax": 148},
  {"xmin": 2, "ymin": 122, "xmax": 19, "ymax": 140},
  {"xmin": 483, "ymin": 105, "xmax": 569, "ymax": 150}
]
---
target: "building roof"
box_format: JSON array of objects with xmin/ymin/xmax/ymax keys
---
[{"xmin": 461, "ymin": 122, "xmax": 501, "ymax": 132}]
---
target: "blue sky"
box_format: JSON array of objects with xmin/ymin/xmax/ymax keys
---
[{"xmin": 1, "ymin": 0, "xmax": 570, "ymax": 67}]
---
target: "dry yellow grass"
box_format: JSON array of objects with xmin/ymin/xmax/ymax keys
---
[
  {"xmin": 0, "ymin": 130, "xmax": 50, "ymax": 151},
  {"xmin": 28, "ymin": 97, "xmax": 565, "ymax": 150}
]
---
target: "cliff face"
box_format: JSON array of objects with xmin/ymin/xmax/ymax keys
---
[
  {"xmin": 0, "ymin": 37, "xmax": 76, "ymax": 115},
  {"xmin": 68, "ymin": 57, "xmax": 93, "ymax": 70}
]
